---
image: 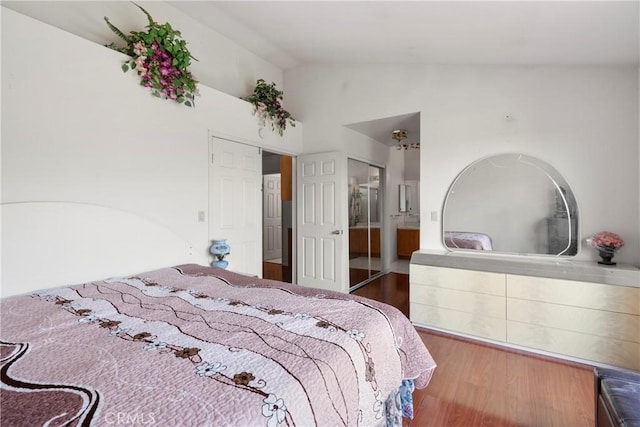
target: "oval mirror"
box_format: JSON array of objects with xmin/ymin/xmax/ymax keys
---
[{"xmin": 442, "ymin": 153, "xmax": 579, "ymax": 256}]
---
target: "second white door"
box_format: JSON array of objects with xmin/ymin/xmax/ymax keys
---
[
  {"xmin": 296, "ymin": 152, "xmax": 347, "ymax": 292},
  {"xmin": 263, "ymin": 173, "xmax": 282, "ymax": 261}
]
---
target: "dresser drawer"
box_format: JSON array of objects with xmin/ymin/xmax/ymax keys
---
[
  {"xmin": 411, "ymin": 302, "xmax": 506, "ymax": 342},
  {"xmin": 507, "ymin": 298, "xmax": 640, "ymax": 343},
  {"xmin": 507, "ymin": 321, "xmax": 640, "ymax": 370},
  {"xmin": 412, "ymin": 285, "xmax": 505, "ymax": 319},
  {"xmin": 507, "ymin": 274, "xmax": 640, "ymax": 315},
  {"xmin": 410, "ymin": 265, "xmax": 505, "ymax": 296}
]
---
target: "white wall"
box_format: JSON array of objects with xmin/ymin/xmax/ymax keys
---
[
  {"xmin": 285, "ymin": 64, "xmax": 640, "ymax": 266},
  {"xmin": 404, "ymin": 149, "xmax": 420, "ymax": 181},
  {"xmin": 1, "ymin": 8, "xmax": 302, "ymax": 286},
  {"xmin": 1, "ymin": 1, "xmax": 282, "ymax": 98}
]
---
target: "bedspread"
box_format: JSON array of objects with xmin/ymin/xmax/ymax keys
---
[
  {"xmin": 444, "ymin": 231, "xmax": 494, "ymax": 251},
  {"xmin": 0, "ymin": 265, "xmax": 436, "ymax": 426}
]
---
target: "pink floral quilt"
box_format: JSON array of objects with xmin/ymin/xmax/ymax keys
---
[{"xmin": 1, "ymin": 265, "xmax": 436, "ymax": 426}]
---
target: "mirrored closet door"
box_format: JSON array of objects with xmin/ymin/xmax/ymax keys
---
[{"xmin": 348, "ymin": 159, "xmax": 384, "ymax": 290}]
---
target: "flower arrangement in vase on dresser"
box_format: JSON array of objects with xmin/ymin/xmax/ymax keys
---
[{"xmin": 587, "ymin": 231, "xmax": 625, "ymax": 266}]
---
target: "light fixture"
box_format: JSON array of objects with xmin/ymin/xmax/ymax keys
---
[
  {"xmin": 392, "ymin": 129, "xmax": 408, "ymax": 142},
  {"xmin": 396, "ymin": 143, "xmax": 420, "ymax": 150},
  {"xmin": 392, "ymin": 129, "xmax": 420, "ymax": 150}
]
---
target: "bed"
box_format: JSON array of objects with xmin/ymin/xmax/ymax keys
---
[
  {"xmin": 444, "ymin": 231, "xmax": 494, "ymax": 251},
  {"xmin": 1, "ymin": 202, "xmax": 436, "ymax": 425},
  {"xmin": 1, "ymin": 264, "xmax": 436, "ymax": 426}
]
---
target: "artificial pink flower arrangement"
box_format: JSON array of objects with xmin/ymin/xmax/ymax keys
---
[
  {"xmin": 590, "ymin": 231, "xmax": 625, "ymax": 249},
  {"xmin": 105, "ymin": 3, "xmax": 198, "ymax": 107}
]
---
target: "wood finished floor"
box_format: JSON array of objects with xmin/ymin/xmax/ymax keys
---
[{"xmin": 352, "ymin": 272, "xmax": 595, "ymax": 427}]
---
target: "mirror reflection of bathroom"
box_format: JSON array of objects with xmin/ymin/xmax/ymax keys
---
[{"xmin": 348, "ymin": 159, "xmax": 384, "ymax": 289}]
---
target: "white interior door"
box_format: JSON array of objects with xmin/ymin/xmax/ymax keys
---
[
  {"xmin": 263, "ymin": 174, "xmax": 282, "ymax": 261},
  {"xmin": 209, "ymin": 136, "xmax": 262, "ymax": 276},
  {"xmin": 296, "ymin": 152, "xmax": 347, "ymax": 292}
]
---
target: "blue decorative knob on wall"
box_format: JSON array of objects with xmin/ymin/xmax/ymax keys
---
[{"xmin": 210, "ymin": 239, "xmax": 231, "ymax": 269}]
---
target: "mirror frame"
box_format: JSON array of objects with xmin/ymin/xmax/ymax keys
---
[{"xmin": 442, "ymin": 153, "xmax": 580, "ymax": 257}]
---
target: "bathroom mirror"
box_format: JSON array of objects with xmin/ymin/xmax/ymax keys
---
[
  {"xmin": 442, "ymin": 153, "xmax": 579, "ymax": 256},
  {"xmin": 399, "ymin": 182, "xmax": 419, "ymax": 215},
  {"xmin": 399, "ymin": 184, "xmax": 408, "ymax": 212}
]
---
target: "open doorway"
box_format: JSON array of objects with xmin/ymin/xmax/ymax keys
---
[
  {"xmin": 262, "ymin": 150, "xmax": 294, "ymax": 283},
  {"xmin": 345, "ymin": 113, "xmax": 421, "ymax": 276}
]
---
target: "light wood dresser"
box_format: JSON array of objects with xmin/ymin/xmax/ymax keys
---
[{"xmin": 410, "ymin": 252, "xmax": 640, "ymax": 370}]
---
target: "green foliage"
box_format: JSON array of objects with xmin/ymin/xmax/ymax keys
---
[
  {"xmin": 243, "ymin": 79, "xmax": 295, "ymax": 136},
  {"xmin": 104, "ymin": 2, "xmax": 198, "ymax": 107}
]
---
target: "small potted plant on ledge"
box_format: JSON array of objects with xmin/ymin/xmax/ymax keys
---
[
  {"xmin": 587, "ymin": 231, "xmax": 625, "ymax": 265},
  {"xmin": 104, "ymin": 2, "xmax": 199, "ymax": 107},
  {"xmin": 243, "ymin": 79, "xmax": 295, "ymax": 136}
]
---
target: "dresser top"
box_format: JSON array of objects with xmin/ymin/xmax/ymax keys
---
[{"xmin": 410, "ymin": 250, "xmax": 640, "ymax": 288}]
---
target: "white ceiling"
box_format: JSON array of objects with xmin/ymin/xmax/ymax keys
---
[
  {"xmin": 4, "ymin": 1, "xmax": 638, "ymax": 147},
  {"xmin": 170, "ymin": 1, "xmax": 640, "ymax": 69},
  {"xmin": 4, "ymin": 1, "xmax": 638, "ymax": 70}
]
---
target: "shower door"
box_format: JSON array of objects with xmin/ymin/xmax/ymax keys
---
[{"xmin": 348, "ymin": 158, "xmax": 384, "ymax": 290}]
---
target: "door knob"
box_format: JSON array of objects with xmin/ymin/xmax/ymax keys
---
[{"xmin": 331, "ymin": 230, "xmax": 343, "ymax": 235}]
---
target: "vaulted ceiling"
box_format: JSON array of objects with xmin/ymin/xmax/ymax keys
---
[
  {"xmin": 4, "ymin": 1, "xmax": 638, "ymax": 70},
  {"xmin": 172, "ymin": 1, "xmax": 640, "ymax": 69},
  {"xmin": 4, "ymin": 1, "xmax": 638, "ymax": 147}
]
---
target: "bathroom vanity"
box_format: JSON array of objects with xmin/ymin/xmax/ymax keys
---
[
  {"xmin": 410, "ymin": 252, "xmax": 640, "ymax": 370},
  {"xmin": 397, "ymin": 225, "xmax": 420, "ymax": 259}
]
